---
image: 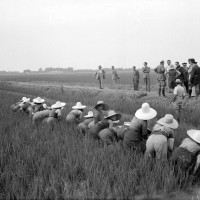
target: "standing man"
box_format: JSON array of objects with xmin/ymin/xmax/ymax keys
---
[
  {"xmin": 172, "ymin": 79, "xmax": 186, "ymax": 123},
  {"xmin": 166, "ymin": 60, "xmax": 175, "ymax": 92},
  {"xmin": 175, "ymin": 62, "xmax": 188, "ymax": 93},
  {"xmin": 93, "ymin": 65, "xmax": 105, "ymax": 89},
  {"xmin": 133, "ymin": 66, "xmax": 140, "ymax": 91},
  {"xmin": 111, "ymin": 66, "xmax": 120, "ymax": 89},
  {"xmin": 142, "ymin": 62, "xmax": 150, "ymax": 92},
  {"xmin": 154, "ymin": 61, "xmax": 166, "ymax": 97},
  {"xmin": 189, "ymin": 59, "xmax": 200, "ymax": 98},
  {"xmin": 166, "ymin": 65, "xmax": 181, "ymax": 93},
  {"xmin": 188, "ymin": 58, "xmax": 194, "ymax": 96},
  {"xmin": 182, "ymin": 63, "xmax": 189, "ymax": 94}
]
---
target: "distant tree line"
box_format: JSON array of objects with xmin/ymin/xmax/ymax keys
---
[{"xmin": 23, "ymin": 67, "xmax": 74, "ymax": 74}]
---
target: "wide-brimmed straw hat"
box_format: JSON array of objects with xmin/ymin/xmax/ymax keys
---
[
  {"xmin": 51, "ymin": 101, "xmax": 66, "ymax": 109},
  {"xmin": 72, "ymin": 102, "xmax": 86, "ymax": 110},
  {"xmin": 175, "ymin": 79, "xmax": 182, "ymax": 84},
  {"xmin": 135, "ymin": 103, "xmax": 157, "ymax": 120},
  {"xmin": 187, "ymin": 129, "xmax": 200, "ymax": 144},
  {"xmin": 94, "ymin": 100, "xmax": 109, "ymax": 111},
  {"xmin": 157, "ymin": 114, "xmax": 178, "ymax": 129},
  {"xmin": 33, "ymin": 97, "xmax": 45, "ymax": 104},
  {"xmin": 105, "ymin": 110, "xmax": 121, "ymax": 121},
  {"xmin": 84, "ymin": 111, "xmax": 94, "ymax": 118},
  {"xmin": 21, "ymin": 97, "xmax": 30, "ymax": 103}
]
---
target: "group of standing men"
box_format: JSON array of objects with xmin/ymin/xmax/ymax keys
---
[
  {"xmin": 93, "ymin": 63, "xmax": 151, "ymax": 91},
  {"xmin": 154, "ymin": 58, "xmax": 200, "ymax": 98},
  {"xmin": 94, "ymin": 59, "xmax": 200, "ymax": 98}
]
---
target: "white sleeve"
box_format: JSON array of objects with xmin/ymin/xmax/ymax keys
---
[{"xmin": 173, "ymin": 87, "xmax": 177, "ymax": 95}]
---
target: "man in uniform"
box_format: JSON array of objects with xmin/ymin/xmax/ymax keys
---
[
  {"xmin": 154, "ymin": 61, "xmax": 166, "ymax": 97},
  {"xmin": 142, "ymin": 62, "xmax": 151, "ymax": 92},
  {"xmin": 133, "ymin": 66, "xmax": 140, "ymax": 91},
  {"xmin": 93, "ymin": 65, "xmax": 105, "ymax": 89}
]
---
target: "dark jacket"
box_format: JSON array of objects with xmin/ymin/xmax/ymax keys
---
[
  {"xmin": 190, "ymin": 64, "xmax": 200, "ymax": 85},
  {"xmin": 176, "ymin": 66, "xmax": 187, "ymax": 82}
]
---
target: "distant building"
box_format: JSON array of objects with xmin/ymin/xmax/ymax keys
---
[{"xmin": 23, "ymin": 69, "xmax": 31, "ymax": 74}]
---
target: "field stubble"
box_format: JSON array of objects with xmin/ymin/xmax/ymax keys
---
[{"xmin": 0, "ymin": 78, "xmax": 200, "ymax": 199}]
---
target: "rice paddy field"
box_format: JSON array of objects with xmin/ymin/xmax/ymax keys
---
[
  {"xmin": 0, "ymin": 70, "xmax": 159, "ymax": 91},
  {"xmin": 1, "ymin": 73, "xmax": 200, "ymax": 199}
]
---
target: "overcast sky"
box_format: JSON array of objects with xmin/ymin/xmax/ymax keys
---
[{"xmin": 0, "ymin": 0, "xmax": 200, "ymax": 71}]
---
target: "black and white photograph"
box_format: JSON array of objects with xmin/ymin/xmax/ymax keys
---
[{"xmin": 1, "ymin": 0, "xmax": 200, "ymax": 199}]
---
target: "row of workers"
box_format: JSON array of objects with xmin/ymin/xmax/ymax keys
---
[{"xmin": 11, "ymin": 97, "xmax": 200, "ymax": 175}]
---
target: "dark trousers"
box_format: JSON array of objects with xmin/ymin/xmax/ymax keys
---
[
  {"xmin": 143, "ymin": 78, "xmax": 150, "ymax": 92},
  {"xmin": 183, "ymin": 81, "xmax": 189, "ymax": 93},
  {"xmin": 133, "ymin": 80, "xmax": 139, "ymax": 91}
]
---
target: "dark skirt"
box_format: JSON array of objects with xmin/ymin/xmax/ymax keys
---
[
  {"xmin": 123, "ymin": 129, "xmax": 146, "ymax": 154},
  {"xmin": 171, "ymin": 147, "xmax": 196, "ymax": 171},
  {"xmin": 88, "ymin": 124, "xmax": 103, "ymax": 140}
]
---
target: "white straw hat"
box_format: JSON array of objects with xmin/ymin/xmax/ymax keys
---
[
  {"xmin": 157, "ymin": 114, "xmax": 178, "ymax": 129},
  {"xmin": 21, "ymin": 97, "xmax": 30, "ymax": 103},
  {"xmin": 33, "ymin": 97, "xmax": 45, "ymax": 104},
  {"xmin": 135, "ymin": 103, "xmax": 157, "ymax": 120},
  {"xmin": 72, "ymin": 102, "xmax": 86, "ymax": 110},
  {"xmin": 105, "ymin": 110, "xmax": 121, "ymax": 121},
  {"xmin": 51, "ymin": 101, "xmax": 66, "ymax": 109},
  {"xmin": 94, "ymin": 100, "xmax": 109, "ymax": 111},
  {"xmin": 84, "ymin": 111, "xmax": 94, "ymax": 118},
  {"xmin": 187, "ymin": 129, "xmax": 200, "ymax": 144}
]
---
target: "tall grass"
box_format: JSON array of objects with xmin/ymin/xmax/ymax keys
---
[{"xmin": 0, "ymin": 83, "xmax": 200, "ymax": 199}]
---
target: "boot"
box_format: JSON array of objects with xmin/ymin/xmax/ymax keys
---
[
  {"xmin": 158, "ymin": 87, "xmax": 161, "ymax": 96},
  {"xmin": 162, "ymin": 87, "xmax": 165, "ymax": 97}
]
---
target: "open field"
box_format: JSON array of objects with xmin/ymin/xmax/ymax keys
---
[
  {"xmin": 0, "ymin": 70, "xmax": 159, "ymax": 91},
  {"xmin": 1, "ymin": 78, "xmax": 200, "ymax": 199}
]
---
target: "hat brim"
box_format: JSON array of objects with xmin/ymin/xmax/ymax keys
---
[
  {"xmin": 72, "ymin": 105, "xmax": 86, "ymax": 110},
  {"xmin": 105, "ymin": 113, "xmax": 121, "ymax": 121},
  {"xmin": 22, "ymin": 98, "xmax": 30, "ymax": 102},
  {"xmin": 157, "ymin": 118, "xmax": 178, "ymax": 129},
  {"xmin": 33, "ymin": 100, "xmax": 45, "ymax": 103},
  {"xmin": 135, "ymin": 108, "xmax": 157, "ymax": 120},
  {"xmin": 187, "ymin": 129, "xmax": 200, "ymax": 144},
  {"xmin": 51, "ymin": 103, "xmax": 66, "ymax": 109},
  {"xmin": 94, "ymin": 103, "xmax": 109, "ymax": 111},
  {"xmin": 84, "ymin": 115, "xmax": 93, "ymax": 118}
]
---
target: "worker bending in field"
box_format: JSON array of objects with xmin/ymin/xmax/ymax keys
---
[
  {"xmin": 123, "ymin": 103, "xmax": 157, "ymax": 153},
  {"xmin": 172, "ymin": 79, "xmax": 186, "ymax": 123},
  {"xmin": 66, "ymin": 102, "xmax": 86, "ymax": 123},
  {"xmin": 98, "ymin": 110, "xmax": 121, "ymax": 147},
  {"xmin": 31, "ymin": 97, "xmax": 47, "ymax": 115},
  {"xmin": 44, "ymin": 101, "xmax": 66, "ymax": 129},
  {"xmin": 89, "ymin": 110, "xmax": 121, "ymax": 140},
  {"xmin": 77, "ymin": 111, "xmax": 94, "ymax": 135},
  {"xmin": 11, "ymin": 97, "xmax": 30, "ymax": 112},
  {"xmin": 145, "ymin": 114, "xmax": 178, "ymax": 160},
  {"xmin": 172, "ymin": 129, "xmax": 200, "ymax": 177},
  {"xmin": 92, "ymin": 101, "xmax": 109, "ymax": 125}
]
